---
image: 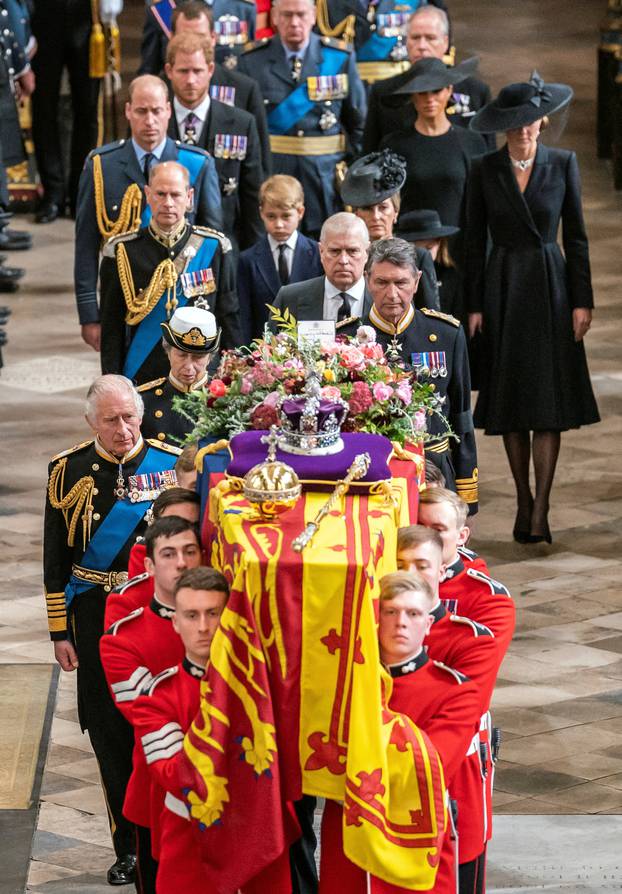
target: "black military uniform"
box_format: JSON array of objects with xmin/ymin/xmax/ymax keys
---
[
  {"xmin": 366, "ymin": 304, "xmax": 478, "ymax": 513},
  {"xmin": 43, "ymin": 434, "xmax": 181, "ymax": 865},
  {"xmin": 138, "ymin": 373, "xmax": 207, "ymax": 444},
  {"xmin": 138, "ymin": 7, "xmax": 272, "ymax": 176},
  {"xmin": 31, "ymin": 0, "xmax": 102, "ymax": 217},
  {"xmin": 169, "ymin": 96, "xmax": 264, "ymax": 251},
  {"xmin": 99, "ymin": 221, "xmax": 240, "ymax": 384}
]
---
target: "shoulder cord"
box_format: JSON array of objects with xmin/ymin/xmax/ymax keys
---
[
  {"xmin": 116, "ymin": 242, "xmax": 179, "ymax": 326},
  {"xmin": 315, "ymin": 0, "xmax": 356, "ymax": 43},
  {"xmin": 48, "ymin": 458, "xmax": 95, "ymax": 549},
  {"xmin": 93, "ymin": 153, "xmax": 143, "ymax": 240}
]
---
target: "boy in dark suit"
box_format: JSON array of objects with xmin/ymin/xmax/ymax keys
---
[{"xmin": 237, "ymin": 175, "xmax": 323, "ymax": 345}]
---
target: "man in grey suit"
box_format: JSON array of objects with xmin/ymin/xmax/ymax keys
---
[{"xmin": 271, "ymin": 212, "xmax": 372, "ymax": 337}]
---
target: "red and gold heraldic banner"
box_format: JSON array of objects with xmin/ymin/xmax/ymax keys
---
[{"xmin": 178, "ymin": 477, "xmax": 446, "ymax": 892}]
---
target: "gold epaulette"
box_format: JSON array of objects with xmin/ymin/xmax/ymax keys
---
[
  {"xmin": 137, "ymin": 377, "xmax": 167, "ymax": 393},
  {"xmin": 420, "ymin": 308, "xmax": 461, "ymax": 327},
  {"xmin": 192, "ymin": 225, "xmax": 232, "ymax": 253},
  {"xmin": 241, "ymin": 37, "xmax": 270, "ymax": 54},
  {"xmin": 319, "ymin": 35, "xmax": 350, "ymax": 51},
  {"xmin": 431, "ymin": 660, "xmax": 469, "ymax": 684},
  {"xmin": 51, "ymin": 440, "xmax": 94, "ymax": 462},
  {"xmin": 146, "ymin": 438, "xmax": 182, "ymax": 456},
  {"xmin": 103, "ymin": 230, "xmax": 140, "ymax": 258}
]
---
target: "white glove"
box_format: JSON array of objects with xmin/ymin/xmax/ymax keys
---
[{"xmin": 100, "ymin": 0, "xmax": 123, "ymax": 23}]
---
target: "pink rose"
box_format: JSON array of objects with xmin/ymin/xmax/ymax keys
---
[
  {"xmin": 414, "ymin": 410, "xmax": 427, "ymax": 432},
  {"xmin": 395, "ymin": 382, "xmax": 412, "ymax": 406},
  {"xmin": 356, "ymin": 325, "xmax": 376, "ymax": 345},
  {"xmin": 240, "ymin": 376, "xmax": 253, "ymax": 395},
  {"xmin": 321, "ymin": 385, "xmax": 342, "ymax": 401},
  {"xmin": 209, "ymin": 379, "xmax": 227, "ymax": 398},
  {"xmin": 361, "ymin": 342, "xmax": 384, "ymax": 361},
  {"xmin": 372, "ymin": 381, "xmax": 393, "ymax": 402},
  {"xmin": 339, "ymin": 345, "xmax": 365, "ymax": 370},
  {"xmin": 262, "ymin": 390, "xmax": 281, "ymax": 408}
]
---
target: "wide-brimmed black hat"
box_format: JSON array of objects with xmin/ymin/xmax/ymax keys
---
[
  {"xmin": 340, "ymin": 149, "xmax": 407, "ymax": 208},
  {"xmin": 161, "ymin": 306, "xmax": 221, "ymax": 353},
  {"xmin": 470, "ymin": 71, "xmax": 573, "ymax": 133},
  {"xmin": 394, "ymin": 55, "xmax": 479, "ymax": 95},
  {"xmin": 395, "ymin": 209, "xmax": 460, "ymax": 242}
]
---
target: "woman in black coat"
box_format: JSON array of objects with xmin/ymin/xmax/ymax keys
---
[{"xmin": 466, "ymin": 75, "xmax": 599, "ymax": 543}]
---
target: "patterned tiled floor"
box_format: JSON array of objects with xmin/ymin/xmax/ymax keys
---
[{"xmin": 0, "ymin": 0, "xmax": 620, "ymax": 891}]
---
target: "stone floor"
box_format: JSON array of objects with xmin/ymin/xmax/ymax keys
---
[{"xmin": 0, "ymin": 0, "xmax": 620, "ymax": 891}]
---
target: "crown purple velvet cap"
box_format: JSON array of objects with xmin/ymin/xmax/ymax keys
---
[{"xmin": 227, "ymin": 431, "xmax": 393, "ymax": 492}]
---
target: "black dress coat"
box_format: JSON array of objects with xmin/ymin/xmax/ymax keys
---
[{"xmin": 465, "ymin": 144, "xmax": 600, "ymax": 434}]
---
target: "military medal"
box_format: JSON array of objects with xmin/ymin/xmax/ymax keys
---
[
  {"xmin": 128, "ymin": 469, "xmax": 178, "ymax": 503},
  {"xmin": 307, "ymin": 74, "xmax": 348, "ymax": 101},
  {"xmin": 209, "ymin": 84, "xmax": 236, "ymax": 106},
  {"xmin": 181, "ymin": 268, "xmax": 216, "ymax": 298},
  {"xmin": 115, "ymin": 465, "xmax": 128, "ymax": 500},
  {"xmin": 319, "ymin": 104, "xmax": 338, "ymax": 131},
  {"xmin": 448, "ymin": 92, "xmax": 473, "ymax": 116},
  {"xmin": 214, "ymin": 133, "xmax": 248, "ymax": 160},
  {"xmin": 214, "ymin": 16, "xmax": 248, "ymax": 45},
  {"xmin": 412, "ymin": 351, "xmax": 446, "ymax": 378}
]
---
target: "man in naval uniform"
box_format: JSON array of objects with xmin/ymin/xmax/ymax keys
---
[
  {"xmin": 166, "ymin": 32, "xmax": 264, "ymax": 251},
  {"xmin": 138, "ymin": 0, "xmax": 272, "ymax": 178},
  {"xmin": 362, "ymin": 5, "xmax": 494, "ymax": 153},
  {"xmin": 74, "ymin": 74, "xmax": 223, "ymax": 354},
  {"xmin": 138, "ymin": 305, "xmax": 221, "ymax": 444},
  {"xmin": 237, "ymin": 0, "xmax": 367, "ymax": 240},
  {"xmin": 43, "ymin": 374, "xmax": 182, "ymax": 887},
  {"xmin": 99, "ymin": 160, "xmax": 240, "ymax": 386},
  {"xmin": 315, "ymin": 0, "xmax": 447, "ymax": 86},
  {"xmin": 363, "ymin": 237, "xmax": 478, "ymax": 514}
]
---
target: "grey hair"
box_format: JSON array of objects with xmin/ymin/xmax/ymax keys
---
[
  {"xmin": 85, "ymin": 374, "xmax": 144, "ymax": 422},
  {"xmin": 320, "ymin": 211, "xmax": 370, "ymax": 246},
  {"xmin": 365, "ymin": 238, "xmax": 420, "ymax": 277},
  {"xmin": 409, "ymin": 5, "xmax": 449, "ymax": 37},
  {"xmin": 149, "ymin": 160, "xmax": 190, "ymax": 186}
]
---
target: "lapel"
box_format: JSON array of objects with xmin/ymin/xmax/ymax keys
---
[
  {"xmin": 160, "ymin": 136, "xmax": 179, "ymax": 163},
  {"xmin": 168, "ymin": 115, "xmax": 181, "ymax": 142},
  {"xmin": 268, "ymin": 36, "xmax": 296, "ymax": 88},
  {"xmin": 290, "ymin": 234, "xmax": 313, "ymax": 282},
  {"xmin": 119, "ymin": 138, "xmax": 145, "ymax": 187},
  {"xmin": 493, "ymin": 144, "xmax": 541, "ymax": 239},
  {"xmin": 297, "ymin": 276, "xmax": 325, "ymax": 318},
  {"xmin": 203, "ymin": 99, "xmax": 232, "ymax": 151},
  {"xmin": 361, "ymin": 287, "xmax": 373, "ymax": 320},
  {"xmin": 255, "ymin": 237, "xmax": 281, "ymax": 294},
  {"xmin": 299, "ymin": 33, "xmax": 322, "ymax": 83}
]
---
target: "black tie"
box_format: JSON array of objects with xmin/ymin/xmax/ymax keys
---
[
  {"xmin": 142, "ymin": 152, "xmax": 154, "ymax": 183},
  {"xmin": 337, "ymin": 292, "xmax": 351, "ymax": 322},
  {"xmin": 277, "ymin": 243, "xmax": 289, "ymax": 285}
]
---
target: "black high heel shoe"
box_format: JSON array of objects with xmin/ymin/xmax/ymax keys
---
[
  {"xmin": 529, "ymin": 526, "xmax": 552, "ymax": 545},
  {"xmin": 513, "ymin": 499, "xmax": 534, "ymax": 543}
]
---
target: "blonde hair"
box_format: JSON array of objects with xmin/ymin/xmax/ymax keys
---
[
  {"xmin": 167, "ymin": 32, "xmax": 214, "ymax": 66},
  {"xmin": 419, "ymin": 487, "xmax": 468, "ymax": 528},
  {"xmin": 259, "ymin": 175, "xmax": 304, "ymax": 210},
  {"xmin": 397, "ymin": 525, "xmax": 443, "ymax": 555},
  {"xmin": 379, "ymin": 571, "xmax": 435, "ymax": 604}
]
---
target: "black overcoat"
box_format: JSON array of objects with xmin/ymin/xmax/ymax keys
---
[{"xmin": 465, "ymin": 143, "xmax": 599, "ymax": 434}]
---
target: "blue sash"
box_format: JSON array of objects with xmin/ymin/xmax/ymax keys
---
[
  {"xmin": 357, "ymin": 0, "xmax": 421, "ymax": 62},
  {"xmin": 196, "ymin": 435, "xmax": 231, "ymax": 520},
  {"xmin": 140, "ymin": 145, "xmax": 207, "ymax": 228},
  {"xmin": 64, "ymin": 445, "xmax": 178, "ymax": 608},
  {"xmin": 267, "ymin": 46, "xmax": 347, "ymax": 136},
  {"xmin": 123, "ymin": 236, "xmax": 218, "ymax": 381},
  {"xmin": 147, "ymin": 0, "xmax": 175, "ymax": 38}
]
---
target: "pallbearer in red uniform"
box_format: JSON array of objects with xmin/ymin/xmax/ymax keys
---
[
  {"xmin": 100, "ymin": 516, "xmax": 203, "ymax": 893},
  {"xmin": 320, "ymin": 572, "xmax": 481, "ymax": 894},
  {"xmin": 415, "ymin": 489, "xmax": 515, "ymax": 894}
]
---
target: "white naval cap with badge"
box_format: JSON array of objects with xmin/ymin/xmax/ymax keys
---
[{"xmin": 161, "ymin": 305, "xmax": 222, "ymax": 354}]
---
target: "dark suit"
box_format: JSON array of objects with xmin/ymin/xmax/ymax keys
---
[
  {"xmin": 414, "ymin": 246, "xmax": 441, "ymax": 311},
  {"xmin": 362, "ymin": 70, "xmax": 494, "ymax": 154},
  {"xmin": 238, "ymin": 233, "xmax": 323, "ymax": 344},
  {"xmin": 74, "ymin": 137, "xmax": 222, "ymax": 326},
  {"xmin": 237, "ymin": 34, "xmax": 367, "ymax": 238},
  {"xmin": 138, "ymin": 8, "xmax": 272, "ymax": 176},
  {"xmin": 272, "ymin": 274, "xmax": 373, "ymax": 338},
  {"xmin": 169, "ymin": 98, "xmax": 263, "ymax": 251}
]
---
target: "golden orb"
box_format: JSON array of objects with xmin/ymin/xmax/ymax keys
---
[{"xmin": 243, "ymin": 459, "xmax": 301, "ymax": 520}]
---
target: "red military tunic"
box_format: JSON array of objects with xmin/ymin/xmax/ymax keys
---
[
  {"xmin": 99, "ymin": 597, "xmax": 183, "ymax": 833},
  {"xmin": 320, "ymin": 653, "xmax": 481, "ymax": 894},
  {"xmin": 457, "ymin": 546, "xmax": 488, "ymax": 573},
  {"xmin": 104, "ymin": 570, "xmax": 154, "ymax": 629},
  {"xmin": 133, "ymin": 659, "xmax": 292, "ymax": 894},
  {"xmin": 439, "ymin": 559, "xmax": 514, "ymax": 862},
  {"xmin": 128, "ymin": 537, "xmax": 147, "ymax": 578}
]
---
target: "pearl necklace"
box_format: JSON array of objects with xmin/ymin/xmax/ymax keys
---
[{"xmin": 509, "ymin": 154, "xmax": 535, "ymax": 172}]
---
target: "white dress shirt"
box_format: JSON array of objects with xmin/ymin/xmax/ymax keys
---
[
  {"xmin": 322, "ymin": 277, "xmax": 366, "ymax": 321},
  {"xmin": 174, "ymin": 94, "xmax": 211, "ymax": 139},
  {"xmin": 268, "ymin": 231, "xmax": 299, "ymax": 277}
]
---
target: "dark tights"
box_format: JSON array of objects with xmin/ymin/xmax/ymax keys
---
[{"xmin": 502, "ymin": 431, "xmax": 561, "ymax": 536}]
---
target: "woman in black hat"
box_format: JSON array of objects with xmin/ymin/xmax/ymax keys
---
[
  {"xmin": 341, "ymin": 149, "xmax": 441, "ymax": 310},
  {"xmin": 378, "ymin": 56, "xmax": 487, "ymax": 259},
  {"xmin": 466, "ymin": 73, "xmax": 599, "ymax": 544},
  {"xmin": 395, "ymin": 209, "xmax": 462, "ymax": 319}
]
